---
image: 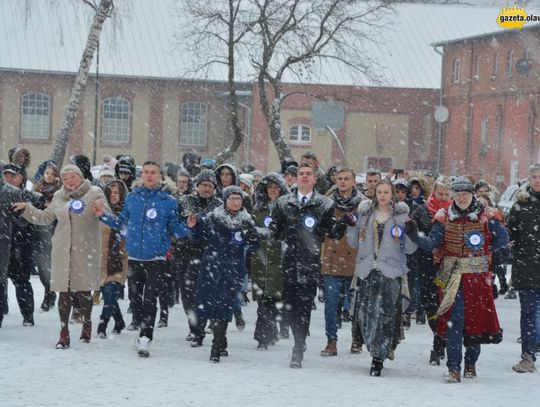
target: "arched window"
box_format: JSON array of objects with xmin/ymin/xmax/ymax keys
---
[
  {"xmin": 474, "ymin": 55, "xmax": 481, "ymax": 80},
  {"xmin": 102, "ymin": 96, "xmax": 130, "ymax": 144},
  {"xmin": 289, "ymin": 124, "xmax": 311, "ymax": 144},
  {"xmin": 491, "ymin": 53, "xmax": 499, "ymax": 80},
  {"xmin": 180, "ymin": 102, "xmax": 208, "ymax": 146},
  {"xmin": 21, "ymin": 92, "xmax": 50, "ymax": 140}
]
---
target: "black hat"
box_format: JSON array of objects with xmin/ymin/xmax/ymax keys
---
[
  {"xmin": 194, "ymin": 169, "xmax": 217, "ymax": 187},
  {"xmin": 394, "ymin": 178, "xmax": 410, "ymax": 191},
  {"xmin": 284, "ymin": 165, "xmax": 298, "ymax": 177},
  {"xmin": 452, "ymin": 176, "xmax": 475, "ymax": 193},
  {"xmin": 2, "ymin": 163, "xmax": 24, "ymax": 175}
]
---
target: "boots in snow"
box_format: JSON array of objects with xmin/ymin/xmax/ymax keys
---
[
  {"xmin": 136, "ymin": 336, "xmax": 151, "ymax": 357},
  {"xmin": 56, "ymin": 329, "xmax": 70, "ymax": 349},
  {"xmin": 290, "ymin": 346, "xmax": 304, "ymax": 369},
  {"xmin": 210, "ymin": 321, "xmax": 228, "ymax": 363},
  {"xmin": 320, "ymin": 340, "xmax": 337, "ymax": 357},
  {"xmin": 464, "ymin": 364, "xmax": 477, "ymax": 378},
  {"xmin": 370, "ymin": 358, "xmax": 384, "ymax": 376},
  {"xmin": 80, "ymin": 321, "xmax": 92, "ymax": 343},
  {"xmin": 97, "ymin": 317, "xmax": 109, "ymax": 339},
  {"xmin": 112, "ymin": 313, "xmax": 126, "ymax": 334},
  {"xmin": 234, "ymin": 310, "xmax": 245, "ymax": 331},
  {"xmin": 512, "ymin": 353, "xmax": 536, "ymax": 373}
]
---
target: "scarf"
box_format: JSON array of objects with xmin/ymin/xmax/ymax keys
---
[
  {"xmin": 426, "ymin": 193, "xmax": 451, "ymax": 217},
  {"xmin": 333, "ymin": 187, "xmax": 364, "ymax": 212}
]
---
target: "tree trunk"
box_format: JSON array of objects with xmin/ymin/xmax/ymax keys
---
[
  {"xmin": 215, "ymin": 0, "xmax": 244, "ymax": 165},
  {"xmin": 257, "ymin": 75, "xmax": 293, "ymax": 167},
  {"xmin": 50, "ymin": 0, "xmax": 114, "ymax": 166}
]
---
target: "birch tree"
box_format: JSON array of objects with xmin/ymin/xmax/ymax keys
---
[{"xmin": 50, "ymin": 0, "xmax": 114, "ymax": 165}]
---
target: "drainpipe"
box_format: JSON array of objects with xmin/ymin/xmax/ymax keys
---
[
  {"xmin": 239, "ymin": 102, "xmax": 252, "ymax": 164},
  {"xmin": 433, "ymin": 45, "xmax": 444, "ymax": 174}
]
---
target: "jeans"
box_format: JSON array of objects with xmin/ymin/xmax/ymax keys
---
[
  {"xmin": 446, "ymin": 288, "xmax": 481, "ymax": 371},
  {"xmin": 323, "ymin": 275, "xmax": 352, "ymax": 341},
  {"xmin": 518, "ymin": 289, "xmax": 540, "ymax": 360},
  {"xmin": 101, "ymin": 282, "xmax": 122, "ymax": 320}
]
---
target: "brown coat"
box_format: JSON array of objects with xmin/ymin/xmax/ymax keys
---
[
  {"xmin": 321, "ymin": 207, "xmax": 358, "ymax": 277},
  {"xmin": 100, "ymin": 225, "xmax": 128, "ymax": 286},
  {"xmin": 22, "ymin": 180, "xmax": 108, "ymax": 292}
]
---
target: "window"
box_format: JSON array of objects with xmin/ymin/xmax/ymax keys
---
[
  {"xmin": 495, "ymin": 105, "xmax": 504, "ymax": 172},
  {"xmin": 21, "ymin": 92, "xmax": 50, "ymax": 140},
  {"xmin": 452, "ymin": 58, "xmax": 460, "ymax": 83},
  {"xmin": 102, "ymin": 96, "xmax": 130, "ymax": 144},
  {"xmin": 474, "ymin": 55, "xmax": 481, "ymax": 80},
  {"xmin": 180, "ymin": 102, "xmax": 207, "ymax": 146},
  {"xmin": 491, "ymin": 52, "xmax": 499, "ymax": 79},
  {"xmin": 289, "ymin": 124, "xmax": 311, "ymax": 144},
  {"xmin": 506, "ymin": 49, "xmax": 513, "ymax": 77},
  {"xmin": 480, "ymin": 113, "xmax": 489, "ymax": 156}
]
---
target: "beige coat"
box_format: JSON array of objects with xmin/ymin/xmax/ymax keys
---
[{"xmin": 22, "ymin": 180, "xmax": 108, "ymax": 292}]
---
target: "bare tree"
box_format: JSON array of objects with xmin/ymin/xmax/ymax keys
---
[
  {"xmin": 50, "ymin": 0, "xmax": 114, "ymax": 165},
  {"xmin": 179, "ymin": 0, "xmax": 256, "ymax": 165},
  {"xmin": 181, "ymin": 0, "xmax": 393, "ymax": 166}
]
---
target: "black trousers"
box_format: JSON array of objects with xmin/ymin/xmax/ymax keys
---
[
  {"xmin": 128, "ymin": 260, "xmax": 169, "ymax": 340},
  {"xmin": 254, "ymin": 295, "xmax": 279, "ymax": 345},
  {"xmin": 282, "ymin": 267, "xmax": 317, "ymax": 351}
]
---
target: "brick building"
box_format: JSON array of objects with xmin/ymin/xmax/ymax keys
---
[{"xmin": 435, "ymin": 24, "xmax": 540, "ymax": 187}]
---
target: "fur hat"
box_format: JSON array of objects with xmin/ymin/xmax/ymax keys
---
[
  {"xmin": 194, "ymin": 169, "xmax": 217, "ymax": 187},
  {"xmin": 222, "ymin": 185, "xmax": 243, "ymax": 202},
  {"xmin": 60, "ymin": 164, "xmax": 83, "ymax": 179},
  {"xmin": 452, "ymin": 176, "xmax": 474, "ymax": 193}
]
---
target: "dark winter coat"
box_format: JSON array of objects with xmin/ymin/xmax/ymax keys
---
[
  {"xmin": 0, "ymin": 180, "xmax": 24, "ymax": 281},
  {"xmin": 175, "ymin": 193, "xmax": 223, "ymax": 258},
  {"xmin": 8, "ymin": 188, "xmax": 45, "ymax": 280},
  {"xmin": 507, "ymin": 187, "xmax": 540, "ymax": 290},
  {"xmin": 269, "ymin": 190, "xmax": 339, "ymax": 283},
  {"xmin": 194, "ymin": 206, "xmax": 258, "ymax": 321},
  {"xmin": 250, "ymin": 172, "xmax": 290, "ymax": 300}
]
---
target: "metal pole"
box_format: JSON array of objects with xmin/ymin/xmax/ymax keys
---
[{"xmin": 92, "ymin": 41, "xmax": 100, "ymax": 166}]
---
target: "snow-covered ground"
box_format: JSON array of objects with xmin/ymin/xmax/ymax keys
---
[{"xmin": 1, "ymin": 275, "xmax": 539, "ymax": 407}]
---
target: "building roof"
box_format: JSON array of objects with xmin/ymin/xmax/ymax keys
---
[{"xmin": 0, "ymin": 1, "xmax": 536, "ymax": 89}]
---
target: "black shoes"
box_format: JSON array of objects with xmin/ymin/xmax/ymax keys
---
[
  {"xmin": 370, "ymin": 358, "xmax": 383, "ymax": 376},
  {"xmin": 234, "ymin": 310, "xmax": 245, "ymax": 331},
  {"xmin": 290, "ymin": 347, "xmax": 304, "ymax": 369},
  {"xmin": 429, "ymin": 349, "xmax": 446, "ymax": 366}
]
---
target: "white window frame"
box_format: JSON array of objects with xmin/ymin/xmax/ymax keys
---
[
  {"xmin": 289, "ymin": 124, "xmax": 311, "ymax": 144},
  {"xmin": 491, "ymin": 53, "xmax": 499, "ymax": 80},
  {"xmin": 102, "ymin": 96, "xmax": 130, "ymax": 144},
  {"xmin": 21, "ymin": 92, "xmax": 50, "ymax": 140},
  {"xmin": 180, "ymin": 102, "xmax": 208, "ymax": 147},
  {"xmin": 480, "ymin": 113, "xmax": 489, "ymax": 155}
]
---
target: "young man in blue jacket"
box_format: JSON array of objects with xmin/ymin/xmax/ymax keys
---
[{"xmin": 93, "ymin": 161, "xmax": 190, "ymax": 357}]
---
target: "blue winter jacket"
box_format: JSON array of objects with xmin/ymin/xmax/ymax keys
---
[{"xmin": 100, "ymin": 186, "xmax": 189, "ymax": 260}]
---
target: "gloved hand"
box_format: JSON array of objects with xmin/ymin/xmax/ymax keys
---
[
  {"xmin": 341, "ymin": 212, "xmax": 358, "ymax": 227},
  {"xmin": 243, "ymin": 226, "xmax": 259, "ymax": 242},
  {"xmin": 404, "ymin": 219, "xmax": 418, "ymax": 238}
]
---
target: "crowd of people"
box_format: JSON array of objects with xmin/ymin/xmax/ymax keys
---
[{"xmin": 0, "ymin": 147, "xmax": 539, "ymax": 382}]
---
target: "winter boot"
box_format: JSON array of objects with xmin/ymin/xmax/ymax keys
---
[
  {"xmin": 190, "ymin": 336, "xmax": 204, "ymax": 348},
  {"xmin": 97, "ymin": 317, "xmax": 109, "ymax": 339},
  {"xmin": 257, "ymin": 342, "xmax": 268, "ymax": 351},
  {"xmin": 112, "ymin": 312, "xmax": 126, "ymax": 334},
  {"xmin": 464, "ymin": 364, "xmax": 477, "ymax": 378},
  {"xmin": 512, "ymin": 353, "xmax": 537, "ymax": 373},
  {"xmin": 290, "ymin": 346, "xmax": 304, "ymax": 369},
  {"xmin": 443, "ymin": 369, "xmax": 461, "ymax": 383},
  {"xmin": 210, "ymin": 321, "xmax": 228, "ymax": 363},
  {"xmin": 320, "ymin": 340, "xmax": 338, "ymax": 357},
  {"xmin": 504, "ymin": 288, "xmax": 517, "ymax": 299},
  {"xmin": 22, "ymin": 315, "xmax": 35, "ymax": 326},
  {"xmin": 234, "ymin": 310, "xmax": 245, "ymax": 331},
  {"xmin": 92, "ymin": 290, "xmax": 101, "ymax": 305},
  {"xmin": 429, "ymin": 349, "xmax": 445, "ymax": 366},
  {"xmin": 341, "ymin": 310, "xmax": 350, "ymax": 322},
  {"xmin": 80, "ymin": 321, "xmax": 92, "ymax": 343},
  {"xmin": 403, "ymin": 314, "xmax": 411, "ymax": 330},
  {"xmin": 56, "ymin": 329, "xmax": 70, "ymax": 349},
  {"xmin": 127, "ymin": 320, "xmax": 140, "ymax": 331},
  {"xmin": 370, "ymin": 358, "xmax": 384, "ymax": 376},
  {"xmin": 416, "ymin": 312, "xmax": 426, "ymax": 325},
  {"xmin": 40, "ymin": 293, "xmax": 51, "ymax": 312},
  {"xmin": 220, "ymin": 336, "xmax": 229, "ymax": 357},
  {"xmin": 136, "ymin": 336, "xmax": 151, "ymax": 357},
  {"xmin": 350, "ymin": 340, "xmax": 362, "ymax": 354},
  {"xmin": 158, "ymin": 309, "xmax": 168, "ymax": 328}
]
